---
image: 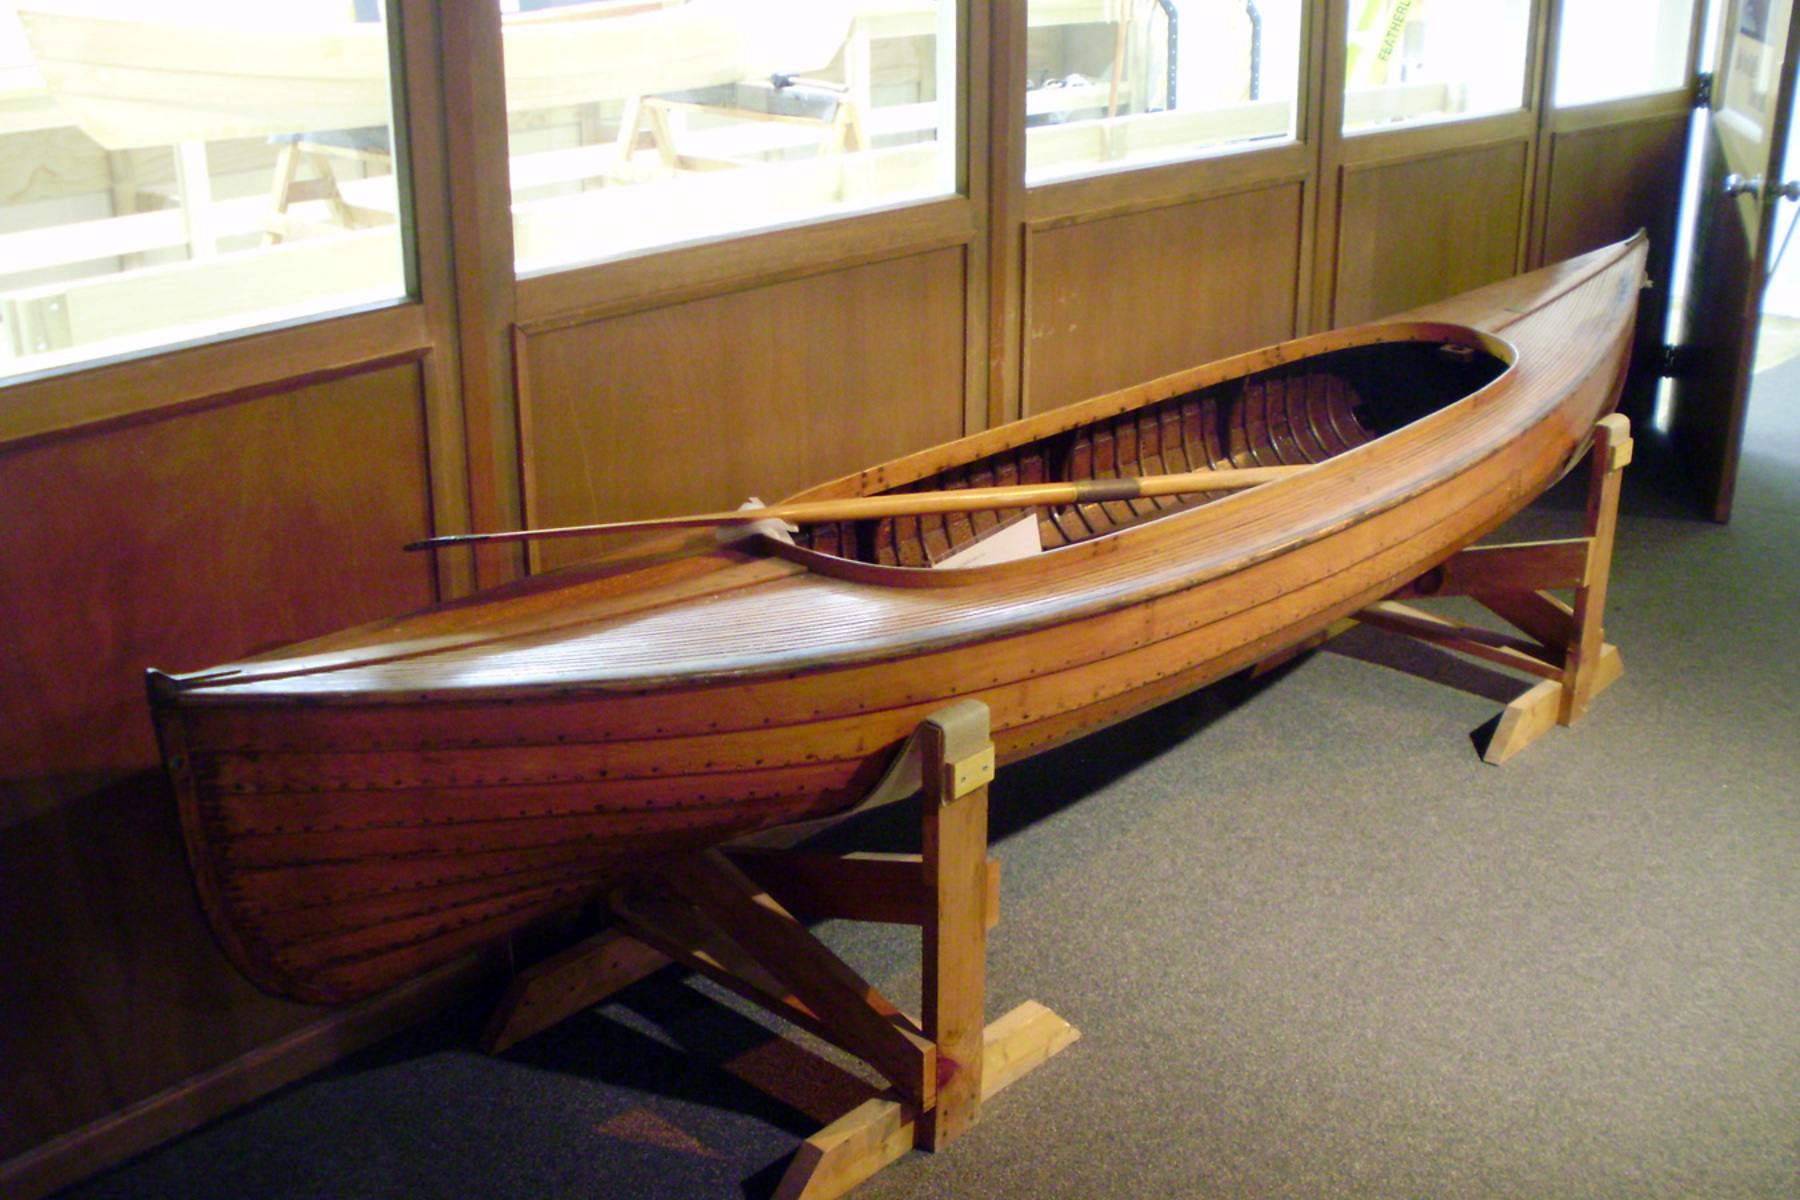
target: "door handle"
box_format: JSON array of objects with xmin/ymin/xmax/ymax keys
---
[
  {"xmin": 1773, "ymin": 179, "xmax": 1800, "ymax": 202},
  {"xmin": 1723, "ymin": 173, "xmax": 1763, "ymax": 198}
]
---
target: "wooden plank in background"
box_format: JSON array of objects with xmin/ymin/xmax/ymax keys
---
[
  {"xmin": 518, "ymin": 248, "xmax": 967, "ymax": 572},
  {"xmin": 1022, "ymin": 182, "xmax": 1305, "ymax": 416},
  {"xmin": 0, "ymin": 363, "xmax": 438, "ymax": 1165},
  {"xmin": 1333, "ymin": 140, "xmax": 1529, "ymax": 327},
  {"xmin": 1537, "ymin": 111, "xmax": 1688, "ymax": 416}
]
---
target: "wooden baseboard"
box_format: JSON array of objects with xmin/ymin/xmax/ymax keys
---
[{"xmin": 0, "ymin": 954, "xmax": 491, "ymax": 1200}]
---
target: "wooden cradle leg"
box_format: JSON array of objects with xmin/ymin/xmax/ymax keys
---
[
  {"xmin": 480, "ymin": 702, "xmax": 1076, "ymax": 1199},
  {"xmin": 1327, "ymin": 414, "xmax": 1634, "ymax": 763},
  {"xmin": 766, "ymin": 702, "xmax": 1076, "ymax": 1199},
  {"xmin": 1481, "ymin": 414, "xmax": 1632, "ymax": 762}
]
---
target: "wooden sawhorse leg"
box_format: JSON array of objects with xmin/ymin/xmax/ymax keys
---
[
  {"xmin": 479, "ymin": 701, "xmax": 1076, "ymax": 1199},
  {"xmin": 1349, "ymin": 413, "xmax": 1634, "ymax": 762}
]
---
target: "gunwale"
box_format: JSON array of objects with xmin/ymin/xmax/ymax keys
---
[{"xmin": 156, "ymin": 236, "xmax": 1642, "ymax": 708}]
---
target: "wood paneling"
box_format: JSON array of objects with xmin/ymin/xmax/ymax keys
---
[
  {"xmin": 1333, "ymin": 140, "xmax": 1530, "ymax": 326},
  {"xmin": 1539, "ymin": 110, "xmax": 1689, "ymax": 417},
  {"xmin": 1022, "ymin": 183, "xmax": 1305, "ymax": 416},
  {"xmin": 1539, "ymin": 115, "xmax": 1688, "ymax": 266},
  {"xmin": 520, "ymin": 249, "xmax": 968, "ymax": 572},
  {"xmin": 0, "ymin": 363, "xmax": 437, "ymax": 1163}
]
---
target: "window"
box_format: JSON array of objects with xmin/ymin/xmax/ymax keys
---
[
  {"xmin": 500, "ymin": 0, "xmax": 959, "ymax": 275},
  {"xmin": 1025, "ymin": 0, "xmax": 1304, "ymax": 186},
  {"xmin": 1343, "ymin": 0, "xmax": 1531, "ymax": 133},
  {"xmin": 0, "ymin": 1, "xmax": 409, "ymax": 384},
  {"xmin": 1554, "ymin": 0, "xmax": 1696, "ymax": 108}
]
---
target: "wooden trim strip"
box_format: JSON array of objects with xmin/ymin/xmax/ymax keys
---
[
  {"xmin": 392, "ymin": 0, "xmax": 477, "ymax": 602},
  {"xmin": 515, "ymin": 197, "xmax": 978, "ymax": 332},
  {"xmin": 1543, "ymin": 88, "xmax": 1698, "ymax": 135},
  {"xmin": 437, "ymin": 0, "xmax": 522, "ymax": 590},
  {"xmin": 1337, "ymin": 109, "xmax": 1538, "ymax": 168},
  {"xmin": 1022, "ymin": 140, "xmax": 1313, "ymax": 226},
  {"xmin": 0, "ymin": 302, "xmax": 432, "ymax": 451}
]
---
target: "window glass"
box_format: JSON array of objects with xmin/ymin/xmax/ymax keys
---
[
  {"xmin": 1555, "ymin": 0, "xmax": 1696, "ymax": 107},
  {"xmin": 0, "ymin": 1, "xmax": 408, "ymax": 384},
  {"xmin": 1343, "ymin": 0, "xmax": 1531, "ymax": 133},
  {"xmin": 502, "ymin": 0, "xmax": 958, "ymax": 275},
  {"xmin": 1025, "ymin": 0, "xmax": 1303, "ymax": 186}
]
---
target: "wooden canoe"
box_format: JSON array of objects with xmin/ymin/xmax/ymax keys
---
[{"xmin": 147, "ymin": 235, "xmax": 1647, "ymax": 1005}]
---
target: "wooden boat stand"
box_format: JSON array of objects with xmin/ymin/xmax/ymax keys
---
[
  {"xmin": 1263, "ymin": 414, "xmax": 1633, "ymax": 763},
  {"xmin": 480, "ymin": 700, "xmax": 1077, "ymax": 1200}
]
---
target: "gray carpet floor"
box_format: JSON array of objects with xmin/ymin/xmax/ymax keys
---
[{"xmin": 58, "ymin": 371, "xmax": 1800, "ymax": 1199}]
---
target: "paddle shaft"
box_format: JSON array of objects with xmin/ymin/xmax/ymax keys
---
[{"xmin": 405, "ymin": 465, "xmax": 1308, "ymax": 551}]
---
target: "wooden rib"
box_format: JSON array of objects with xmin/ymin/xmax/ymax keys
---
[
  {"xmin": 964, "ymin": 460, "xmax": 999, "ymax": 536},
  {"xmin": 895, "ymin": 515, "xmax": 927, "ymax": 568},
  {"xmin": 1294, "ymin": 377, "xmax": 1335, "ymax": 460},
  {"xmin": 940, "ymin": 466, "xmax": 977, "ymax": 550},
  {"xmin": 1110, "ymin": 414, "xmax": 1156, "ymax": 518},
  {"xmin": 1275, "ymin": 377, "xmax": 1307, "ymax": 464},
  {"xmin": 1324, "ymin": 380, "xmax": 1367, "ymax": 451},
  {"xmin": 1160, "ymin": 403, "xmax": 1191, "ymax": 475},
  {"xmin": 1063, "ymin": 429, "xmax": 1109, "ymax": 536},
  {"xmin": 1089, "ymin": 426, "xmax": 1135, "ymax": 526},
  {"xmin": 1131, "ymin": 408, "xmax": 1172, "ymax": 513},
  {"xmin": 1259, "ymin": 379, "xmax": 1289, "ymax": 464},
  {"xmin": 1255, "ymin": 381, "xmax": 1278, "ymax": 464}
]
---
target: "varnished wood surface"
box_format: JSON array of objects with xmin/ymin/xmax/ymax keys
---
[
  {"xmin": 150, "ymin": 238, "xmax": 1644, "ymax": 1005},
  {"xmin": 1538, "ymin": 117, "xmax": 1688, "ymax": 265},
  {"xmin": 1535, "ymin": 109, "xmax": 1687, "ymax": 415},
  {"xmin": 0, "ymin": 363, "xmax": 437, "ymax": 1162},
  {"xmin": 795, "ymin": 354, "xmax": 1409, "ymax": 568},
  {"xmin": 519, "ymin": 248, "xmax": 968, "ymax": 573},
  {"xmin": 1022, "ymin": 183, "xmax": 1305, "ymax": 415},
  {"xmin": 1332, "ymin": 140, "xmax": 1531, "ymax": 328}
]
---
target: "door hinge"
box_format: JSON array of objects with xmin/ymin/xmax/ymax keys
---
[
  {"xmin": 1694, "ymin": 72, "xmax": 1714, "ymax": 108},
  {"xmin": 1660, "ymin": 344, "xmax": 1692, "ymax": 377}
]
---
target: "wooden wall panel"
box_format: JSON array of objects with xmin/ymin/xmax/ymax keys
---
[
  {"xmin": 521, "ymin": 249, "xmax": 968, "ymax": 571},
  {"xmin": 1021, "ymin": 183, "xmax": 1306, "ymax": 417},
  {"xmin": 1540, "ymin": 117, "xmax": 1687, "ymax": 265},
  {"xmin": 1539, "ymin": 114, "xmax": 1688, "ymax": 417},
  {"xmin": 1333, "ymin": 141, "xmax": 1530, "ymax": 326},
  {"xmin": 0, "ymin": 364, "xmax": 438, "ymax": 1163}
]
